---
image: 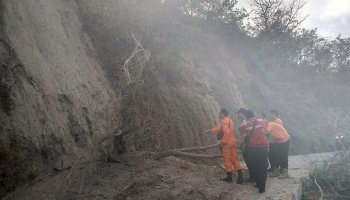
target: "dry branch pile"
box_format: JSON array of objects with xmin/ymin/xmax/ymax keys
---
[{"xmin": 304, "ymin": 150, "xmax": 350, "ymax": 200}]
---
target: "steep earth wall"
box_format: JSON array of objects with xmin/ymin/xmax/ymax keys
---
[
  {"xmin": 0, "ymin": 0, "xmax": 119, "ymax": 195},
  {"xmin": 0, "ymin": 0, "xmax": 249, "ymax": 195},
  {"xmin": 76, "ymin": 0, "xmax": 251, "ymax": 152}
]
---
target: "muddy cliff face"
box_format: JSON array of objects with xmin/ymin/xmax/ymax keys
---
[
  {"xmin": 75, "ymin": 0, "xmax": 251, "ymax": 152},
  {"xmin": 0, "ymin": 0, "xmax": 252, "ymax": 194},
  {"xmin": 0, "ymin": 0, "xmax": 119, "ymax": 195},
  {"xmin": 0, "ymin": 0, "xmax": 248, "ymax": 195}
]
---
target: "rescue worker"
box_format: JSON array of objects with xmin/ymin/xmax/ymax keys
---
[
  {"xmin": 240, "ymin": 110, "xmax": 269, "ymax": 193},
  {"xmin": 204, "ymin": 108, "xmax": 243, "ymax": 184},
  {"xmin": 268, "ymin": 109, "xmax": 284, "ymax": 172},
  {"xmin": 237, "ymin": 108, "xmax": 254, "ymax": 182},
  {"xmin": 270, "ymin": 110, "xmax": 283, "ymax": 125},
  {"xmin": 266, "ymin": 122, "xmax": 290, "ymax": 178},
  {"xmin": 259, "ymin": 113, "xmax": 269, "ymax": 127}
]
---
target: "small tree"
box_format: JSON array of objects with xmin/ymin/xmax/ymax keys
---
[
  {"xmin": 330, "ymin": 36, "xmax": 350, "ymax": 73},
  {"xmin": 291, "ymin": 28, "xmax": 333, "ymax": 72},
  {"xmin": 245, "ymin": 0, "xmax": 307, "ymax": 73},
  {"xmin": 249, "ymin": 0, "xmax": 306, "ymax": 38}
]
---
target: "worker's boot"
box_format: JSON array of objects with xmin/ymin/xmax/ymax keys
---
[
  {"xmin": 236, "ymin": 169, "xmax": 243, "ymax": 184},
  {"xmin": 221, "ymin": 172, "xmax": 233, "ymax": 183},
  {"xmin": 279, "ymin": 169, "xmax": 289, "ymax": 179},
  {"xmin": 269, "ymin": 168, "xmax": 280, "ymax": 177}
]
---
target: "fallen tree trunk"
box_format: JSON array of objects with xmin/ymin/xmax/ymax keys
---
[
  {"xmin": 155, "ymin": 150, "xmax": 221, "ymax": 160},
  {"xmin": 174, "ymin": 143, "xmax": 221, "ymax": 152}
]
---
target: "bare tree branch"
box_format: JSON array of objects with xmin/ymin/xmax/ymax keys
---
[{"xmin": 314, "ymin": 176, "xmax": 324, "ymax": 200}]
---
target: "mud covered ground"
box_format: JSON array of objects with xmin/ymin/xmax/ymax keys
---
[{"xmin": 5, "ymin": 152, "xmax": 334, "ymax": 200}]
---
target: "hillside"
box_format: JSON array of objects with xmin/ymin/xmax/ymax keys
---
[{"xmin": 0, "ymin": 0, "xmax": 349, "ymax": 197}]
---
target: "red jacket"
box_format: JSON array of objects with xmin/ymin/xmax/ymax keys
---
[{"xmin": 240, "ymin": 118, "xmax": 268, "ymax": 148}]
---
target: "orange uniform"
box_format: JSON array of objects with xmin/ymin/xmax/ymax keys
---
[
  {"xmin": 273, "ymin": 117, "xmax": 284, "ymax": 126},
  {"xmin": 266, "ymin": 122, "xmax": 290, "ymax": 143},
  {"xmin": 211, "ymin": 117, "xmax": 242, "ymax": 172}
]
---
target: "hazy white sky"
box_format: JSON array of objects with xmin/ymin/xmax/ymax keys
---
[{"xmin": 237, "ymin": 0, "xmax": 350, "ymax": 38}]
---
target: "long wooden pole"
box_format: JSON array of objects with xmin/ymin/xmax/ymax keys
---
[
  {"xmin": 155, "ymin": 150, "xmax": 221, "ymax": 160},
  {"xmin": 174, "ymin": 143, "xmax": 221, "ymax": 152}
]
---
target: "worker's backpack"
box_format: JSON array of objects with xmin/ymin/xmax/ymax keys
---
[{"xmin": 244, "ymin": 120, "xmax": 257, "ymax": 145}]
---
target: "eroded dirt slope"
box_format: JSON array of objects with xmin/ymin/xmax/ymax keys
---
[{"xmin": 0, "ymin": 0, "xmax": 118, "ymax": 195}]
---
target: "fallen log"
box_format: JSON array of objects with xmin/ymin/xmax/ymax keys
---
[
  {"xmin": 155, "ymin": 150, "xmax": 221, "ymax": 160},
  {"xmin": 174, "ymin": 143, "xmax": 221, "ymax": 152}
]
